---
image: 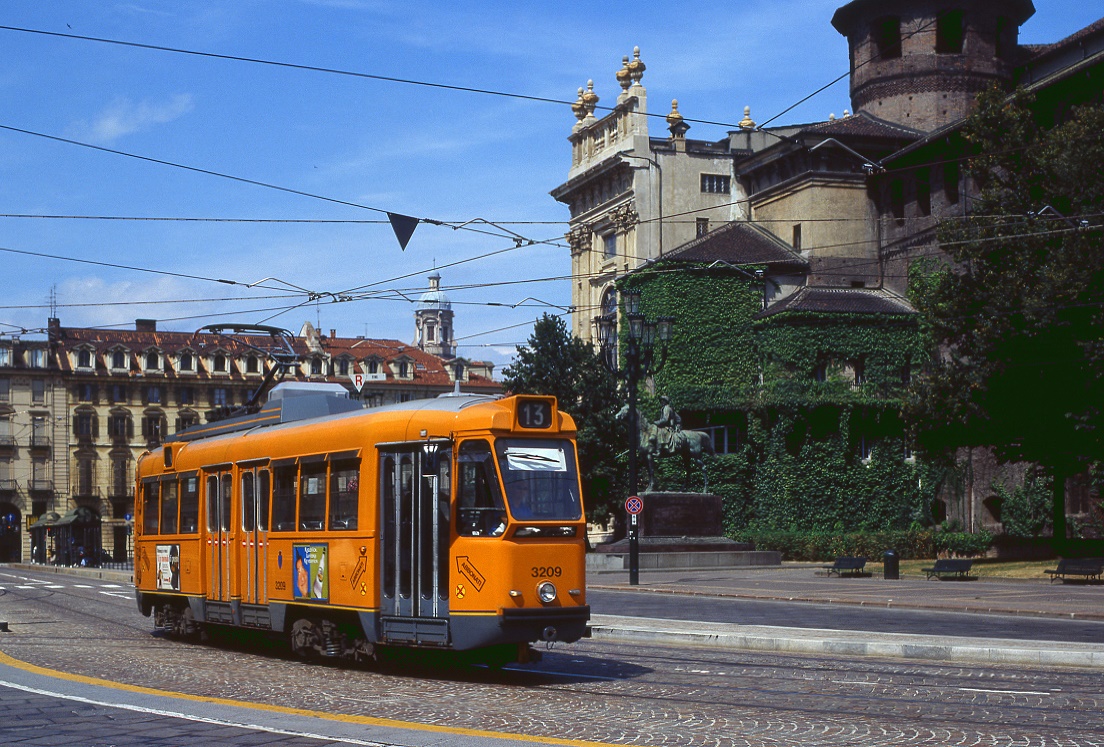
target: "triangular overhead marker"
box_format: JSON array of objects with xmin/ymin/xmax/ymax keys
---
[{"xmin": 388, "ymin": 212, "xmax": 420, "ymax": 250}]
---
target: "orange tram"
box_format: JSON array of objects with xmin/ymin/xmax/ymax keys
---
[{"xmin": 134, "ymin": 385, "xmax": 590, "ymax": 664}]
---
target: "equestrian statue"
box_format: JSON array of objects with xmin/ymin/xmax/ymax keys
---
[{"xmin": 617, "ymin": 396, "xmax": 715, "ymax": 492}]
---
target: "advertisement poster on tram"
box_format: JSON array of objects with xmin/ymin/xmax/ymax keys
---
[
  {"xmin": 293, "ymin": 543, "xmax": 329, "ymax": 601},
  {"xmin": 156, "ymin": 544, "xmax": 180, "ymax": 591}
]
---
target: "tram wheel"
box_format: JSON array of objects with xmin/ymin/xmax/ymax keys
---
[{"xmin": 289, "ymin": 617, "xmax": 324, "ymax": 658}]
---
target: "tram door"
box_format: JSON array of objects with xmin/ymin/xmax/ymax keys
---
[
  {"xmin": 239, "ymin": 468, "xmax": 270, "ymax": 605},
  {"xmin": 204, "ymin": 469, "xmax": 234, "ymax": 602},
  {"xmin": 380, "ymin": 446, "xmax": 450, "ymax": 628}
]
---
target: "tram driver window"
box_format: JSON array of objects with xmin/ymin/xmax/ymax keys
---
[
  {"xmin": 299, "ymin": 462, "xmax": 326, "ymax": 531},
  {"xmin": 457, "ymin": 440, "xmax": 506, "ymax": 537},
  {"xmin": 328, "ymin": 459, "xmax": 360, "ymax": 531}
]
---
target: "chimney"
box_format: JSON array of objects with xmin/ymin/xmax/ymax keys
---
[{"xmin": 136, "ymin": 319, "xmax": 157, "ymax": 333}]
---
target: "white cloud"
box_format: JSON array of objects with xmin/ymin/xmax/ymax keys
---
[{"xmin": 69, "ymin": 93, "xmax": 195, "ymax": 144}]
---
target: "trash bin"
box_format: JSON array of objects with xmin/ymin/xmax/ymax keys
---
[{"xmin": 883, "ymin": 549, "xmax": 899, "ymax": 580}]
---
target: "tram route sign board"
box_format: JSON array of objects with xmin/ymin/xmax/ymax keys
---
[{"xmin": 625, "ymin": 495, "xmax": 643, "ymax": 515}]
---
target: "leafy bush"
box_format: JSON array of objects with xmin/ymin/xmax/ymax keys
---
[
  {"xmin": 994, "ymin": 474, "xmax": 1052, "ymax": 538},
  {"xmin": 733, "ymin": 527, "xmax": 992, "ymax": 561}
]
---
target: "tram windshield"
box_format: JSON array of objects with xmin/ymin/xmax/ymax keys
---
[{"xmin": 495, "ymin": 439, "xmax": 582, "ymax": 521}]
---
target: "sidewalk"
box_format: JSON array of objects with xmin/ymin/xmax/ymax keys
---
[
  {"xmin": 588, "ymin": 564, "xmax": 1104, "ymax": 620},
  {"xmin": 587, "ymin": 564, "xmax": 1104, "ymax": 669}
]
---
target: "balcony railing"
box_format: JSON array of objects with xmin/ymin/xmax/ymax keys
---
[
  {"xmin": 0, "ymin": 478, "xmax": 16, "ymax": 491},
  {"xmin": 73, "ymin": 486, "xmax": 102, "ymax": 500},
  {"xmin": 0, "ymin": 435, "xmax": 15, "ymax": 448},
  {"xmin": 29, "ymin": 479, "xmax": 54, "ymax": 492},
  {"xmin": 30, "ymin": 435, "xmax": 51, "ymax": 450}
]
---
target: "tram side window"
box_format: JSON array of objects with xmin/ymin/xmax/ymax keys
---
[
  {"xmin": 180, "ymin": 477, "xmax": 199, "ymax": 533},
  {"xmin": 221, "ymin": 474, "xmax": 232, "ymax": 532},
  {"xmin": 160, "ymin": 479, "xmax": 178, "ymax": 534},
  {"xmin": 257, "ymin": 470, "xmax": 270, "ymax": 531},
  {"xmin": 142, "ymin": 480, "xmax": 159, "ymax": 534},
  {"xmin": 205, "ymin": 475, "xmax": 219, "ymax": 532},
  {"xmin": 242, "ymin": 472, "xmax": 256, "ymax": 532},
  {"xmin": 272, "ymin": 465, "xmax": 297, "ymax": 532},
  {"xmin": 457, "ymin": 440, "xmax": 506, "ymax": 537},
  {"xmin": 329, "ymin": 459, "xmax": 359, "ymax": 531},
  {"xmin": 299, "ymin": 462, "xmax": 326, "ymax": 531}
]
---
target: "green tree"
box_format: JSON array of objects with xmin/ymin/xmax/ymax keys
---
[
  {"xmin": 500, "ymin": 314, "xmax": 623, "ymax": 529},
  {"xmin": 908, "ymin": 89, "xmax": 1104, "ymax": 547}
]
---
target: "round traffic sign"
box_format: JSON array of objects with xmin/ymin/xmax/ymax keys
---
[{"xmin": 625, "ymin": 495, "xmax": 643, "ymax": 515}]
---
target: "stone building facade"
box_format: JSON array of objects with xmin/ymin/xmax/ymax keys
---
[{"xmin": 0, "ymin": 309, "xmax": 499, "ymax": 564}]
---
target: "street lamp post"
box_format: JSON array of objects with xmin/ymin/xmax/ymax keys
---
[{"xmin": 594, "ymin": 288, "xmax": 673, "ymax": 586}]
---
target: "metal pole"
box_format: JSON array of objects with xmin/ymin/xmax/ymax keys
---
[{"xmin": 627, "ymin": 342, "xmax": 639, "ymax": 586}]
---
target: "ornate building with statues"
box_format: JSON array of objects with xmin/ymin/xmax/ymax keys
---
[{"xmin": 554, "ymin": 1, "xmax": 1103, "ymax": 535}]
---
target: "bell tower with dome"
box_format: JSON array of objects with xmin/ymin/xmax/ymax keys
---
[{"xmin": 414, "ymin": 272, "xmax": 456, "ymax": 359}]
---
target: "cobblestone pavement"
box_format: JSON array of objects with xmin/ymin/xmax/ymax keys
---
[{"xmin": 3, "ymin": 567, "xmax": 1104, "ymax": 747}]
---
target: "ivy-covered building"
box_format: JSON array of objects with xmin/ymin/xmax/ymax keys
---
[{"xmin": 558, "ymin": 1, "xmax": 1104, "ymax": 536}]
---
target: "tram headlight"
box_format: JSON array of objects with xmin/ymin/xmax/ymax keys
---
[{"xmin": 537, "ymin": 581, "xmax": 558, "ymax": 604}]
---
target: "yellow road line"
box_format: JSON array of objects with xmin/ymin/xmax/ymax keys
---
[{"xmin": 0, "ymin": 648, "xmax": 616, "ymax": 746}]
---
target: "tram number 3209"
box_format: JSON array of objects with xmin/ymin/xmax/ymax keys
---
[{"xmin": 532, "ymin": 566, "xmax": 563, "ymax": 578}]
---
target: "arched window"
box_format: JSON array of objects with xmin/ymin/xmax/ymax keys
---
[
  {"xmin": 146, "ymin": 351, "xmax": 159, "ymax": 370},
  {"xmin": 213, "ymin": 353, "xmax": 227, "ymax": 373},
  {"xmin": 179, "ymin": 352, "xmax": 194, "ymax": 372},
  {"xmin": 112, "ymin": 350, "xmax": 126, "ymax": 369}
]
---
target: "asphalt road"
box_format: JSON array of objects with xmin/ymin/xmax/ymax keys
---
[{"xmin": 3, "ymin": 566, "xmax": 1104, "ymax": 746}]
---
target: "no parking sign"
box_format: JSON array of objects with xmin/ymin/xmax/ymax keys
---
[{"xmin": 625, "ymin": 495, "xmax": 643, "ymax": 515}]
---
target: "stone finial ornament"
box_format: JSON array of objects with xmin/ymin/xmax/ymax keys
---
[
  {"xmin": 572, "ymin": 87, "xmax": 587, "ymax": 121},
  {"xmin": 627, "ymin": 46, "xmax": 646, "ymax": 84},
  {"xmin": 581, "ymin": 80, "xmax": 600, "ymax": 118},
  {"xmin": 738, "ymin": 105, "xmax": 756, "ymax": 129},
  {"xmin": 616, "ymin": 55, "xmax": 632, "ymax": 91}
]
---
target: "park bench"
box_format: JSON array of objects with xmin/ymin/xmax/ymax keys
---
[
  {"xmin": 822, "ymin": 556, "xmax": 869, "ymax": 577},
  {"xmin": 1045, "ymin": 558, "xmax": 1104, "ymax": 583},
  {"xmin": 922, "ymin": 558, "xmax": 976, "ymax": 580}
]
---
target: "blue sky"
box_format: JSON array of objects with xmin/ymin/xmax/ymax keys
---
[{"xmin": 0, "ymin": 1, "xmax": 1099, "ymax": 370}]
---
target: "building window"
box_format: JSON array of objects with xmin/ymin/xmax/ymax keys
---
[
  {"xmin": 813, "ymin": 361, "xmax": 828, "ymax": 383},
  {"xmin": 852, "ymin": 359, "xmax": 866, "ymax": 387},
  {"xmin": 77, "ymin": 349, "xmax": 93, "ymax": 368},
  {"xmin": 77, "ymin": 383, "xmax": 94, "ymax": 402},
  {"xmin": 143, "ymin": 415, "xmax": 164, "ymax": 445},
  {"xmin": 75, "ymin": 412, "xmax": 95, "ymax": 438},
  {"xmin": 109, "ymin": 414, "xmax": 130, "ymax": 441},
  {"xmin": 858, "ymin": 434, "xmax": 874, "ymax": 462},
  {"xmin": 32, "ymin": 379, "xmax": 45, "ymax": 404},
  {"xmin": 112, "ymin": 350, "xmax": 127, "ymax": 369},
  {"xmin": 603, "ymin": 233, "xmax": 617, "ymax": 259},
  {"xmin": 792, "ymin": 224, "xmax": 802, "ymax": 251},
  {"xmin": 337, "ymin": 359, "xmax": 349, "ymax": 376},
  {"xmin": 700, "ymin": 174, "xmax": 730, "ymax": 194},
  {"xmin": 145, "ymin": 351, "xmax": 160, "ymax": 371},
  {"xmin": 936, "ymin": 10, "xmax": 965, "ymax": 54},
  {"xmin": 112, "ymin": 458, "xmax": 129, "ymax": 499},
  {"xmin": 179, "ymin": 352, "xmax": 194, "ymax": 372},
  {"xmin": 995, "ymin": 16, "xmax": 1011, "ymax": 60},
  {"xmin": 872, "ymin": 16, "xmax": 902, "ymax": 59},
  {"xmin": 213, "ymin": 388, "xmax": 228, "ymax": 406},
  {"xmin": 28, "ymin": 349, "xmax": 47, "ymax": 368},
  {"xmin": 147, "ymin": 386, "xmax": 162, "ymax": 404},
  {"xmin": 426, "ymin": 324, "xmax": 436, "ymax": 342},
  {"xmin": 213, "ymin": 353, "xmax": 227, "ymax": 373},
  {"xmin": 245, "ymin": 355, "xmax": 259, "ymax": 374},
  {"xmin": 367, "ymin": 360, "xmax": 379, "ymax": 374},
  {"xmin": 178, "ymin": 387, "xmax": 195, "ymax": 406},
  {"xmin": 111, "ymin": 384, "xmax": 127, "ymax": 404},
  {"xmin": 176, "ymin": 412, "xmax": 198, "ymax": 432},
  {"xmin": 696, "ymin": 218, "xmax": 710, "ymax": 237},
  {"xmin": 0, "ymin": 378, "xmax": 8, "ymax": 402},
  {"xmin": 0, "ymin": 348, "xmax": 10, "ymax": 367},
  {"xmin": 311, "ymin": 358, "xmax": 323, "ymax": 375},
  {"xmin": 398, "ymin": 362, "xmax": 409, "ymax": 378}
]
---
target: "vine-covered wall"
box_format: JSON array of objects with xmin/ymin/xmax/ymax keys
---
[{"xmin": 623, "ymin": 262, "xmax": 937, "ymax": 533}]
